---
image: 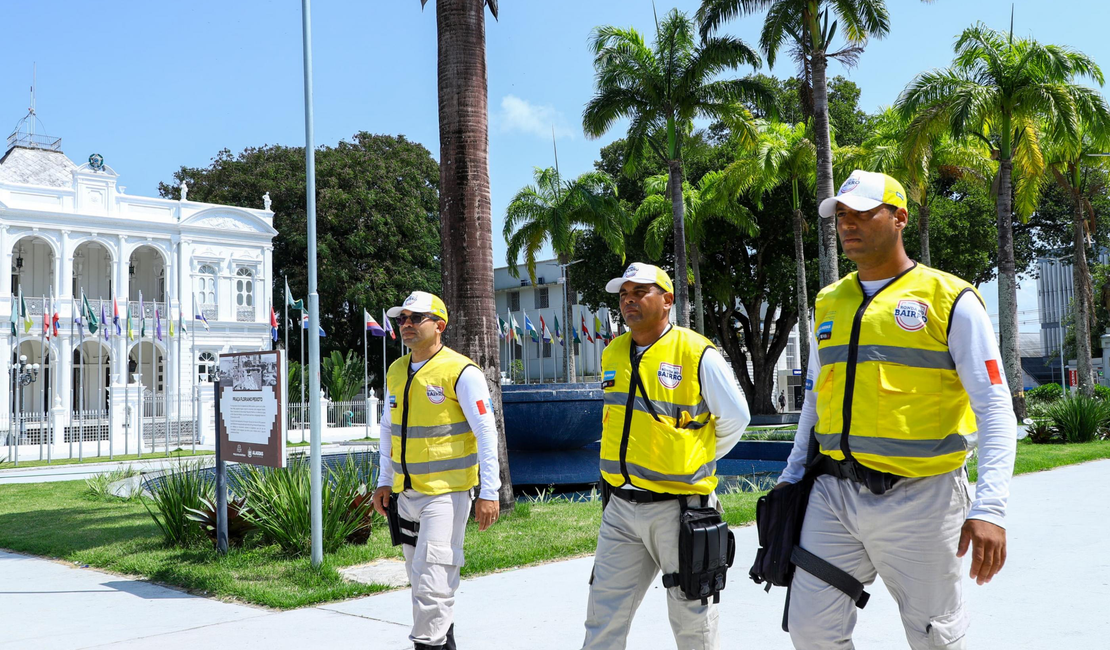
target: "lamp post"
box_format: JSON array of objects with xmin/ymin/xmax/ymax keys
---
[
  {"xmin": 8, "ymin": 354, "xmax": 40, "ymax": 467},
  {"xmin": 557, "ymin": 259, "xmax": 584, "ymax": 384}
]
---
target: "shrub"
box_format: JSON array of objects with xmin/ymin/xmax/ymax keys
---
[
  {"xmin": 185, "ymin": 496, "xmax": 256, "ymax": 548},
  {"xmin": 1094, "ymin": 384, "xmax": 1110, "ymax": 402},
  {"xmin": 1045, "ymin": 395, "xmax": 1110, "ymax": 444},
  {"xmin": 1025, "ymin": 419, "xmax": 1058, "ymax": 445},
  {"xmin": 1026, "ymin": 383, "xmax": 1065, "ymax": 404},
  {"xmin": 85, "ymin": 466, "xmax": 140, "ymax": 500},
  {"xmin": 142, "ymin": 461, "xmax": 214, "ymax": 546}
]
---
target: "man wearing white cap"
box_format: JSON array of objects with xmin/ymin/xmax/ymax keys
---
[
  {"xmin": 581, "ymin": 263, "xmax": 751, "ymax": 650},
  {"xmin": 778, "ymin": 170, "xmax": 1016, "ymax": 649},
  {"xmin": 371, "ymin": 290, "xmax": 501, "ymax": 650}
]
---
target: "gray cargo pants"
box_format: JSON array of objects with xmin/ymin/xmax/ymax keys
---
[{"xmin": 788, "ymin": 468, "xmax": 973, "ymax": 649}]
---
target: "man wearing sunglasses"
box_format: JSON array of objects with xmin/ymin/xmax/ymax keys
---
[
  {"xmin": 778, "ymin": 170, "xmax": 1016, "ymax": 649},
  {"xmin": 371, "ymin": 291, "xmax": 501, "ymax": 650}
]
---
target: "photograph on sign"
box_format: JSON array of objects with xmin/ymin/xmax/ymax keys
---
[{"xmin": 217, "ymin": 350, "xmax": 286, "ymax": 467}]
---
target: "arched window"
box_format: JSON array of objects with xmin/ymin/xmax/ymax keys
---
[
  {"xmin": 235, "ymin": 268, "xmax": 254, "ymax": 307},
  {"xmin": 198, "ymin": 352, "xmax": 217, "ymax": 383},
  {"xmin": 196, "ymin": 265, "xmax": 218, "ymax": 306}
]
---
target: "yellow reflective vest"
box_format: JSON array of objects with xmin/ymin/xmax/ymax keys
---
[
  {"xmin": 386, "ymin": 346, "xmax": 479, "ymax": 495},
  {"xmin": 600, "ymin": 326, "xmax": 718, "ymax": 495},
  {"xmin": 813, "ymin": 263, "xmax": 979, "ymax": 477}
]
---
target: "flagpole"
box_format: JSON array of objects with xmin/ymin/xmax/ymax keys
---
[
  {"xmin": 192, "ymin": 293, "xmax": 198, "ymax": 455},
  {"xmin": 162, "ymin": 305, "xmax": 169, "ymax": 458},
  {"xmin": 284, "ymin": 277, "xmax": 289, "ymax": 444},
  {"xmin": 48, "ymin": 291, "xmax": 54, "ymax": 464},
  {"xmin": 382, "ymin": 310, "xmax": 387, "ymax": 413},
  {"xmin": 78, "ymin": 291, "xmax": 85, "ymax": 463},
  {"xmin": 137, "ymin": 291, "xmax": 143, "ymax": 460},
  {"xmin": 40, "ymin": 296, "xmax": 46, "ymax": 461},
  {"xmin": 97, "ymin": 300, "xmax": 104, "ymax": 458},
  {"xmin": 363, "ymin": 309, "xmax": 368, "ymax": 442},
  {"xmin": 299, "ymin": 310, "xmax": 305, "ymax": 443},
  {"xmin": 125, "ymin": 301, "xmax": 131, "ymax": 456}
]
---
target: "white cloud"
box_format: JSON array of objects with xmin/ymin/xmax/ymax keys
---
[{"xmin": 494, "ymin": 95, "xmax": 576, "ymax": 140}]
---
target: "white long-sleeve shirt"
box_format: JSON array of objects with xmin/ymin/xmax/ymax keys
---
[
  {"xmin": 779, "ymin": 278, "xmax": 1017, "ymax": 528},
  {"xmin": 377, "ymin": 361, "xmax": 502, "ymax": 501}
]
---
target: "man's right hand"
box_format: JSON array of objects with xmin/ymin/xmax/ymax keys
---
[{"xmin": 371, "ymin": 486, "xmax": 393, "ymax": 517}]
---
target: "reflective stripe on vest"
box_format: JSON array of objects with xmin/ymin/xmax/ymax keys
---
[
  {"xmin": 386, "ymin": 346, "xmax": 479, "ymax": 495},
  {"xmin": 813, "ymin": 263, "xmax": 979, "ymax": 477},
  {"xmin": 599, "ymin": 326, "xmax": 718, "ymax": 495}
]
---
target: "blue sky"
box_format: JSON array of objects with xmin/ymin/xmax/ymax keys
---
[{"xmin": 4, "ymin": 0, "xmax": 1103, "ymax": 333}]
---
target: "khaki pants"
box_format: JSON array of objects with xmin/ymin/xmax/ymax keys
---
[
  {"xmin": 582, "ymin": 493, "xmax": 720, "ymax": 650},
  {"xmin": 399, "ymin": 489, "xmax": 472, "ymax": 647},
  {"xmin": 788, "ymin": 468, "xmax": 972, "ymax": 649}
]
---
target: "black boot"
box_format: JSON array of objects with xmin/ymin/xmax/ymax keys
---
[{"xmin": 413, "ymin": 626, "xmax": 455, "ymax": 650}]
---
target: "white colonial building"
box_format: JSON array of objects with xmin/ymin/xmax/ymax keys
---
[{"xmin": 2, "ymin": 126, "xmax": 277, "ymax": 460}]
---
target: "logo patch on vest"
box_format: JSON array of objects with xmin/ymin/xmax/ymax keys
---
[
  {"xmin": 426, "ymin": 385, "xmax": 446, "ymax": 404},
  {"xmin": 817, "ymin": 320, "xmax": 834, "ymax": 341},
  {"xmin": 893, "ymin": 299, "xmax": 930, "ymax": 332},
  {"xmin": 602, "ymin": 370, "xmax": 616, "ymax": 388},
  {"xmin": 657, "ymin": 363, "xmax": 683, "ymax": 389},
  {"xmin": 389, "ymin": 395, "xmax": 397, "ymax": 408}
]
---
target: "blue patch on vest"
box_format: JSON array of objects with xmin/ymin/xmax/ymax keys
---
[
  {"xmin": 603, "ymin": 370, "xmax": 616, "ymax": 381},
  {"xmin": 389, "ymin": 395, "xmax": 397, "ymax": 408},
  {"xmin": 805, "ymin": 378, "xmax": 814, "ymax": 391},
  {"xmin": 817, "ymin": 320, "xmax": 834, "ymax": 341}
]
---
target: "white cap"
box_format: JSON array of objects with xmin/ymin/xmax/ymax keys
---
[
  {"xmin": 818, "ymin": 169, "xmax": 908, "ymax": 218},
  {"xmin": 604, "ymin": 263, "xmax": 675, "ymax": 294},
  {"xmin": 386, "ymin": 291, "xmax": 449, "ymax": 323}
]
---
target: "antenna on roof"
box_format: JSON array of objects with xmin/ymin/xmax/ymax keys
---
[{"xmin": 7, "ymin": 64, "xmax": 60, "ymax": 153}]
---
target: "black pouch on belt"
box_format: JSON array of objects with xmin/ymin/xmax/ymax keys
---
[
  {"xmin": 386, "ymin": 495, "xmax": 419, "ymax": 547},
  {"xmin": 661, "ymin": 495, "xmax": 736, "ymax": 605}
]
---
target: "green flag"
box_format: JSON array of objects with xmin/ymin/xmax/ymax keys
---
[
  {"xmin": 83, "ymin": 295, "xmax": 99, "ymax": 335},
  {"xmin": 9, "ymin": 291, "xmax": 18, "ymax": 336},
  {"xmin": 285, "ymin": 279, "xmax": 305, "ymax": 311},
  {"xmin": 21, "ymin": 291, "xmax": 31, "ymax": 333}
]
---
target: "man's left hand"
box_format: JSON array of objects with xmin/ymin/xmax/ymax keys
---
[
  {"xmin": 958, "ymin": 518, "xmax": 1006, "ymax": 585},
  {"xmin": 474, "ymin": 498, "xmax": 500, "ymax": 531}
]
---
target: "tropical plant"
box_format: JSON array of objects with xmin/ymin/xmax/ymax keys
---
[
  {"xmin": 504, "ymin": 166, "xmax": 626, "ymax": 380},
  {"xmin": 1026, "ymin": 383, "xmax": 1065, "ymax": 405},
  {"xmin": 897, "ymin": 22, "xmax": 1107, "ymax": 418},
  {"xmin": 1094, "ymin": 384, "xmax": 1110, "ymax": 402},
  {"xmin": 583, "ymin": 8, "xmax": 771, "ymax": 327},
  {"xmin": 839, "ymin": 106, "xmax": 993, "ymax": 265},
  {"xmin": 185, "ymin": 496, "xmax": 256, "ymax": 548},
  {"xmin": 1045, "ymin": 395, "xmax": 1110, "ymax": 443},
  {"xmin": 1024, "ymin": 419, "xmax": 1058, "ymax": 445},
  {"xmin": 698, "ymin": 0, "xmax": 894, "ymax": 289},
  {"xmin": 322, "ymin": 350, "xmax": 364, "ymax": 402},
  {"xmin": 419, "ymin": 0, "xmax": 513, "ymax": 511},
  {"xmin": 85, "ymin": 466, "xmax": 140, "ymax": 500},
  {"xmin": 510, "ymin": 359, "xmax": 524, "ymax": 384},
  {"xmin": 1041, "ymin": 127, "xmax": 1110, "ymax": 397},
  {"xmin": 142, "ymin": 461, "xmax": 214, "ymax": 547},
  {"xmin": 635, "ymin": 171, "xmax": 758, "ymax": 333}
]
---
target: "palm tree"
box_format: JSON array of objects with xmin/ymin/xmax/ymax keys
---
[
  {"xmin": 582, "ymin": 8, "xmax": 771, "ymax": 328},
  {"xmin": 322, "ymin": 350, "xmax": 365, "ymax": 403},
  {"xmin": 635, "ymin": 171, "xmax": 759, "ymax": 334},
  {"xmin": 504, "ymin": 167, "xmax": 626, "ymax": 382},
  {"xmin": 698, "ymin": 0, "xmax": 891, "ymax": 289},
  {"xmin": 419, "ymin": 0, "xmax": 513, "ymax": 509},
  {"xmin": 897, "ymin": 22, "xmax": 1107, "ymax": 417},
  {"xmin": 1042, "ymin": 126, "xmax": 1110, "ymax": 397},
  {"xmin": 840, "ymin": 107, "xmax": 993, "ymax": 265},
  {"xmin": 721, "ymin": 120, "xmax": 816, "ymax": 367}
]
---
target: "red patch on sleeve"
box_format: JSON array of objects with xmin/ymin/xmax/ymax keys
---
[
  {"xmin": 985, "ymin": 359, "xmax": 1003, "ymax": 385},
  {"xmin": 476, "ymin": 400, "xmax": 487, "ymax": 415}
]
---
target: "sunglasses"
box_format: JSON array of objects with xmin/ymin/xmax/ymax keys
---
[{"xmin": 397, "ymin": 312, "xmax": 435, "ymax": 325}]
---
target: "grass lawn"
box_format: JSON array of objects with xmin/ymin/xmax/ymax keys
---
[
  {"xmin": 2, "ymin": 449, "xmax": 213, "ymax": 470},
  {"xmin": 3, "ymin": 440, "xmax": 1104, "ymax": 609}
]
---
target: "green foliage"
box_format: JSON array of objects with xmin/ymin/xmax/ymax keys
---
[
  {"xmin": 1025, "ymin": 419, "xmax": 1059, "ymax": 445},
  {"xmin": 142, "ymin": 461, "xmax": 214, "ymax": 547},
  {"xmin": 1046, "ymin": 396, "xmax": 1110, "ymax": 443},
  {"xmin": 84, "ymin": 466, "xmax": 140, "ymax": 500},
  {"xmin": 510, "ymin": 360, "xmax": 524, "ymax": 384},
  {"xmin": 161, "ymin": 133, "xmax": 439, "ymax": 394},
  {"xmin": 235, "ymin": 455, "xmax": 374, "ymax": 555},
  {"xmin": 185, "ymin": 496, "xmax": 256, "ymax": 548},
  {"xmin": 322, "ymin": 350, "xmax": 364, "ymax": 403},
  {"xmin": 1095, "ymin": 385, "xmax": 1110, "ymax": 402},
  {"xmin": 1026, "ymin": 383, "xmax": 1066, "ymax": 404}
]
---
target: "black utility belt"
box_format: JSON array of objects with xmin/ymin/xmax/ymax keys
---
[
  {"xmin": 815, "ymin": 455, "xmax": 902, "ymax": 495},
  {"xmin": 608, "ymin": 485, "xmax": 686, "ymax": 504}
]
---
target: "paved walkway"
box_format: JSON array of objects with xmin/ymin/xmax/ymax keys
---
[{"xmin": 3, "ymin": 460, "xmax": 1107, "ymax": 649}]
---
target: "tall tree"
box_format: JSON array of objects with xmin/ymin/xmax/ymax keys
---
[
  {"xmin": 420, "ymin": 0, "xmax": 513, "ymax": 509},
  {"xmin": 635, "ymin": 171, "xmax": 759, "ymax": 333},
  {"xmin": 897, "ymin": 22, "xmax": 1107, "ymax": 416},
  {"xmin": 582, "ymin": 8, "xmax": 771, "ymax": 327},
  {"xmin": 1042, "ymin": 127, "xmax": 1110, "ymax": 396},
  {"xmin": 840, "ymin": 106, "xmax": 993, "ymax": 265},
  {"xmin": 503, "ymin": 167, "xmax": 626, "ymax": 381},
  {"xmin": 699, "ymin": 0, "xmax": 892, "ymax": 289}
]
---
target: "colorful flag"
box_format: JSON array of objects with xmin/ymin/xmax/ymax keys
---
[
  {"xmin": 594, "ymin": 315, "xmax": 606, "ymax": 346},
  {"xmin": 553, "ymin": 314, "xmax": 563, "ymax": 345},
  {"xmin": 285, "ymin": 279, "xmax": 304, "ymax": 311},
  {"xmin": 138, "ymin": 292, "xmax": 146, "ymax": 338},
  {"xmin": 100, "ymin": 302, "xmax": 108, "ymax": 339},
  {"xmin": 524, "ymin": 314, "xmax": 539, "ymax": 342},
  {"xmin": 169, "ymin": 311, "xmax": 176, "ymax": 339},
  {"xmin": 383, "ymin": 309, "xmax": 396, "ymax": 340},
  {"xmin": 8, "ymin": 292, "xmax": 17, "ymax": 336},
  {"xmin": 271, "ymin": 306, "xmax": 280, "ymax": 341},
  {"xmin": 83, "ymin": 295, "xmax": 99, "ymax": 335},
  {"xmin": 155, "ymin": 307, "xmax": 163, "ymax": 341},
  {"xmin": 179, "ymin": 308, "xmax": 187, "ymax": 335},
  {"xmin": 581, "ymin": 313, "xmax": 593, "ymax": 343},
  {"xmin": 51, "ymin": 294, "xmax": 60, "ymax": 337},
  {"xmin": 126, "ymin": 303, "xmax": 134, "ymax": 341},
  {"xmin": 302, "ymin": 313, "xmax": 326, "ymax": 337},
  {"xmin": 510, "ymin": 313, "xmax": 522, "ymax": 342},
  {"xmin": 42, "ymin": 297, "xmax": 49, "ymax": 337},
  {"xmin": 21, "ymin": 290, "xmax": 31, "ymax": 333},
  {"xmin": 72, "ymin": 298, "xmax": 83, "ymax": 336},
  {"xmin": 498, "ymin": 316, "xmax": 508, "ymax": 340},
  {"xmin": 365, "ymin": 309, "xmax": 385, "ymax": 336},
  {"xmin": 112, "ymin": 298, "xmax": 121, "ymax": 336},
  {"xmin": 195, "ymin": 310, "xmax": 210, "ymax": 332},
  {"xmin": 539, "ymin": 315, "xmax": 552, "ymax": 343}
]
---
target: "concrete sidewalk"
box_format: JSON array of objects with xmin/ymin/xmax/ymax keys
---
[{"xmin": 3, "ymin": 460, "xmax": 1107, "ymax": 649}]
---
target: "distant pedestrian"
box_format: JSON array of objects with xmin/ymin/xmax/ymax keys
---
[{"xmin": 778, "ymin": 391, "xmax": 786, "ymax": 413}]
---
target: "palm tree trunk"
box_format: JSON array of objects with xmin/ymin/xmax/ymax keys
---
[
  {"xmin": 1072, "ymin": 187, "xmax": 1095, "ymax": 397},
  {"xmin": 811, "ymin": 52, "xmax": 839, "ymax": 289},
  {"xmin": 691, "ymin": 244, "xmax": 704, "ymax": 334},
  {"xmin": 435, "ymin": 0, "xmax": 513, "ymax": 509},
  {"xmin": 793, "ymin": 207, "xmax": 810, "ymax": 376},
  {"xmin": 560, "ymin": 252, "xmax": 577, "ymax": 383},
  {"xmin": 996, "ymin": 157, "xmax": 1026, "ymax": 418},
  {"xmin": 919, "ymin": 201, "xmax": 931, "ymax": 267},
  {"xmin": 668, "ymin": 158, "xmax": 691, "ymax": 328}
]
